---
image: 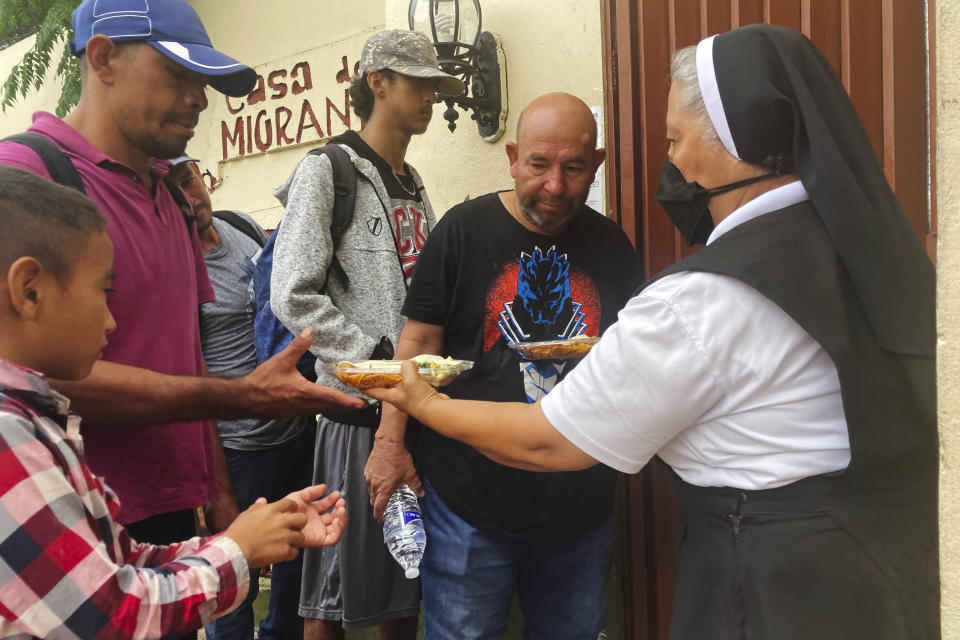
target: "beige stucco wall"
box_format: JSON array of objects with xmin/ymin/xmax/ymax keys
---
[
  {"xmin": 940, "ymin": 0, "xmax": 960, "ymax": 637},
  {"xmin": 193, "ymin": 0, "xmax": 605, "ymax": 224},
  {"xmin": 0, "ymin": 2, "xmax": 387, "ymax": 229},
  {"xmin": 0, "ymin": 34, "xmax": 68, "ymax": 137},
  {"xmin": 0, "ymin": 0, "xmax": 605, "ymax": 226},
  {"xmin": 384, "ymin": 0, "xmax": 607, "ymax": 218},
  {"xmin": 190, "ymin": 0, "xmax": 386, "ymax": 228}
]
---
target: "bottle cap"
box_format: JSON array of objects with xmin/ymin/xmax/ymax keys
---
[{"xmin": 405, "ymin": 567, "xmax": 420, "ymax": 579}]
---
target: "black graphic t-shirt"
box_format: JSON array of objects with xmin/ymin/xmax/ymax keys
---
[
  {"xmin": 336, "ymin": 130, "xmax": 427, "ymax": 283},
  {"xmin": 402, "ymin": 192, "xmax": 645, "ymax": 535}
]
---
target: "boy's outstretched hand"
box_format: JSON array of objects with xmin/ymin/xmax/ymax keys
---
[
  {"xmin": 224, "ymin": 484, "xmax": 347, "ymax": 569},
  {"xmin": 363, "ymin": 360, "xmax": 448, "ymax": 418},
  {"xmin": 280, "ymin": 484, "xmax": 348, "ymax": 547}
]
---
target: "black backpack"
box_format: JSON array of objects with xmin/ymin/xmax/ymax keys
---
[
  {"xmin": 212, "ymin": 210, "xmax": 266, "ymax": 247},
  {"xmin": 251, "ymin": 144, "xmax": 358, "ymax": 380}
]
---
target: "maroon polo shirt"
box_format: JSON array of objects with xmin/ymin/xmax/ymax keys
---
[{"xmin": 0, "ymin": 112, "xmax": 218, "ymax": 523}]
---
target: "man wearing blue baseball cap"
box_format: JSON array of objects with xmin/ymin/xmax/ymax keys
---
[
  {"xmin": 0, "ymin": 4, "xmax": 364, "ymax": 636},
  {"xmin": 69, "ymin": 0, "xmax": 257, "ymax": 98}
]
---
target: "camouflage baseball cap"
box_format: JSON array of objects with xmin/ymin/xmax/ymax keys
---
[{"xmin": 359, "ymin": 29, "xmax": 465, "ymax": 97}]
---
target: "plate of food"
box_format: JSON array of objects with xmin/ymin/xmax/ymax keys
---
[
  {"xmin": 328, "ymin": 355, "xmax": 473, "ymax": 389},
  {"xmin": 507, "ymin": 335, "xmax": 600, "ymax": 360}
]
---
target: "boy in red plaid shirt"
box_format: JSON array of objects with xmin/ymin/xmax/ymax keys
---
[{"xmin": 0, "ymin": 165, "xmax": 348, "ymax": 640}]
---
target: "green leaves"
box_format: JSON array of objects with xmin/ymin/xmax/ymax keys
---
[
  {"xmin": 0, "ymin": 0, "xmax": 53, "ymax": 47},
  {"xmin": 0, "ymin": 0, "xmax": 81, "ymax": 117}
]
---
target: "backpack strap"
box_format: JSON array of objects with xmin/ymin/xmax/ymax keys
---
[
  {"xmin": 322, "ymin": 144, "xmax": 358, "ymax": 248},
  {"xmin": 307, "ymin": 143, "xmax": 358, "ymax": 291},
  {"xmin": 213, "ymin": 210, "xmax": 266, "ymax": 247},
  {"xmin": 2, "ymin": 133, "xmax": 86, "ymax": 193},
  {"xmin": 161, "ymin": 174, "xmax": 197, "ymax": 233},
  {"xmin": 3, "ymin": 133, "xmax": 196, "ymax": 235}
]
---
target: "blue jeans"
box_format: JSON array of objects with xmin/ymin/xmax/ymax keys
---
[
  {"xmin": 206, "ymin": 424, "xmax": 316, "ymax": 640},
  {"xmin": 420, "ymin": 486, "xmax": 614, "ymax": 640}
]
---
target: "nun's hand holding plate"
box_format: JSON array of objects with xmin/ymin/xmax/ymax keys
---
[{"xmin": 363, "ymin": 360, "xmax": 449, "ymax": 418}]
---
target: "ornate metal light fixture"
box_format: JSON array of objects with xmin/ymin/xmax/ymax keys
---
[{"xmin": 409, "ymin": 0, "xmax": 507, "ymax": 141}]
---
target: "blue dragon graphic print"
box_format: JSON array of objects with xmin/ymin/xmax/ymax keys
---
[{"xmin": 496, "ymin": 246, "xmax": 589, "ymax": 402}]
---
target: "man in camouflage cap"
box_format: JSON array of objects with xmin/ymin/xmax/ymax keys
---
[
  {"xmin": 359, "ymin": 29, "xmax": 464, "ymax": 97},
  {"xmin": 270, "ymin": 29, "xmax": 459, "ymax": 640}
]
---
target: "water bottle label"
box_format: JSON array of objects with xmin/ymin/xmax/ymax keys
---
[{"xmin": 401, "ymin": 510, "xmax": 422, "ymax": 525}]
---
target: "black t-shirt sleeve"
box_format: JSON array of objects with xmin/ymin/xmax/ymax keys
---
[{"xmin": 402, "ymin": 213, "xmax": 456, "ymax": 325}]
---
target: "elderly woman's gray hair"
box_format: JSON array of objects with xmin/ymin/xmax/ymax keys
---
[{"xmin": 670, "ymin": 46, "xmax": 719, "ymax": 144}]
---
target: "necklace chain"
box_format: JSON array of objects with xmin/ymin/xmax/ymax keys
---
[{"xmin": 392, "ymin": 170, "xmax": 417, "ymax": 197}]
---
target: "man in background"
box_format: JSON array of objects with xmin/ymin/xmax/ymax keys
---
[{"xmin": 169, "ymin": 155, "xmax": 316, "ymax": 640}]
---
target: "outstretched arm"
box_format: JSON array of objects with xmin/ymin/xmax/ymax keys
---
[
  {"xmin": 50, "ymin": 328, "xmax": 365, "ymax": 427},
  {"xmin": 365, "ymin": 361, "xmax": 597, "ymax": 472}
]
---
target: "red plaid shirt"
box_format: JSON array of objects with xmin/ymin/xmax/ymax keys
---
[{"xmin": 0, "ymin": 359, "xmax": 249, "ymax": 639}]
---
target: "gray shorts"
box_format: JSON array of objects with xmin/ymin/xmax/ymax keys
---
[{"xmin": 299, "ymin": 416, "xmax": 420, "ymax": 629}]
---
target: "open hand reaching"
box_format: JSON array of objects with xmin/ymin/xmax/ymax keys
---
[
  {"xmin": 279, "ymin": 484, "xmax": 348, "ymax": 547},
  {"xmin": 225, "ymin": 484, "xmax": 347, "ymax": 569}
]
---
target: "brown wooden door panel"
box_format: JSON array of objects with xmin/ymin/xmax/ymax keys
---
[
  {"xmin": 703, "ymin": 2, "xmax": 733, "ymax": 37},
  {"xmin": 604, "ymin": 0, "xmax": 642, "ymax": 246},
  {"xmin": 886, "ymin": 0, "xmax": 929, "ymax": 240},
  {"xmin": 636, "ymin": 1, "xmax": 674, "ymax": 276},
  {"xmin": 846, "ymin": 1, "xmax": 885, "ymax": 161},
  {"xmin": 601, "ymin": 1, "xmax": 931, "ymax": 638},
  {"xmin": 768, "ymin": 0, "xmax": 802, "ymax": 28},
  {"xmin": 733, "ymin": 0, "xmax": 765, "ymax": 27},
  {"xmin": 806, "ymin": 0, "xmax": 842, "ymax": 71}
]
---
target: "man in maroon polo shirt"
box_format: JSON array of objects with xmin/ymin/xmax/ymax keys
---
[{"xmin": 0, "ymin": 0, "xmax": 363, "ymax": 556}]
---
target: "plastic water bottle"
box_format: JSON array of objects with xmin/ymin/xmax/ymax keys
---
[{"xmin": 382, "ymin": 484, "xmax": 426, "ymax": 579}]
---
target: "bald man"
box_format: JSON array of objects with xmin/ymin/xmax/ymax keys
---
[{"xmin": 364, "ymin": 93, "xmax": 644, "ymax": 638}]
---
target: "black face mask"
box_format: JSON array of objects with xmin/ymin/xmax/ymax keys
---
[{"xmin": 655, "ymin": 159, "xmax": 775, "ymax": 245}]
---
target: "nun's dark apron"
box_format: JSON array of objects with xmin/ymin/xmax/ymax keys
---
[{"xmin": 647, "ymin": 202, "xmax": 938, "ymax": 640}]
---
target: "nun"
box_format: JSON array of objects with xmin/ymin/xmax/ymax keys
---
[{"xmin": 367, "ymin": 24, "xmax": 938, "ymax": 640}]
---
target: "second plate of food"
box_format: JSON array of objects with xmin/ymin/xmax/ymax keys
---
[{"xmin": 507, "ymin": 335, "xmax": 600, "ymax": 360}]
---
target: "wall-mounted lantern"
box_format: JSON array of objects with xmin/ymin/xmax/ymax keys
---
[{"xmin": 408, "ymin": 0, "xmax": 507, "ymax": 141}]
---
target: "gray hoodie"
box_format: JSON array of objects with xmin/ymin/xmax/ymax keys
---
[{"xmin": 270, "ymin": 141, "xmax": 437, "ymax": 396}]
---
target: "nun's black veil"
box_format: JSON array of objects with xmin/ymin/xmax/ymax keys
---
[{"xmin": 701, "ymin": 24, "xmax": 935, "ymax": 361}]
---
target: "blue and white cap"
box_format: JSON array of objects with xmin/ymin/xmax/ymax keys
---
[
  {"xmin": 70, "ymin": 0, "xmax": 257, "ymax": 97},
  {"xmin": 169, "ymin": 154, "xmax": 198, "ymax": 167}
]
